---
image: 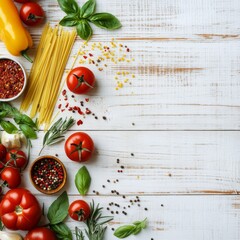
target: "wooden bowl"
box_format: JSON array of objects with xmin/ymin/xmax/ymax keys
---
[{"xmin": 30, "ymin": 155, "xmax": 67, "ymax": 195}]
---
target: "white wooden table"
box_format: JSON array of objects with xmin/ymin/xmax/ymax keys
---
[{"xmin": 1, "ymin": 0, "xmax": 240, "ymax": 239}]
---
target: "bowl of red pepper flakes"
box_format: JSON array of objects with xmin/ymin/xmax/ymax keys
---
[
  {"xmin": 0, "ymin": 56, "xmax": 27, "ymax": 101},
  {"xmin": 30, "ymin": 155, "xmax": 67, "ymax": 195}
]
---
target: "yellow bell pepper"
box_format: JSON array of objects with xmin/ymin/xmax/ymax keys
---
[{"xmin": 0, "ymin": 0, "xmax": 33, "ymax": 62}]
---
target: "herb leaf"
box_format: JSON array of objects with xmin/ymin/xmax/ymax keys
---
[
  {"xmin": 114, "ymin": 218, "xmax": 147, "ymax": 239},
  {"xmin": 89, "ymin": 13, "xmax": 122, "ymax": 30},
  {"xmin": 59, "ymin": 13, "xmax": 79, "ymax": 26},
  {"xmin": 50, "ymin": 222, "xmax": 73, "ymax": 240},
  {"xmin": 19, "ymin": 124, "xmax": 37, "ymax": 139},
  {"xmin": 76, "ymin": 20, "xmax": 93, "ymax": 41},
  {"xmin": 80, "ymin": 0, "xmax": 96, "ymax": 18},
  {"xmin": 57, "ymin": 0, "xmax": 79, "ymax": 14},
  {"xmin": 47, "ymin": 191, "xmax": 69, "ymax": 225},
  {"xmin": 40, "ymin": 117, "xmax": 75, "ymax": 155},
  {"xmin": 75, "ymin": 166, "xmax": 91, "ymax": 195},
  {"xmin": 0, "ymin": 120, "xmax": 18, "ymax": 134}
]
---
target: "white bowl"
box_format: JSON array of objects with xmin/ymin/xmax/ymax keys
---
[{"xmin": 0, "ymin": 56, "xmax": 27, "ymax": 102}]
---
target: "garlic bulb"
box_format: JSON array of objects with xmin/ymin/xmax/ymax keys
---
[
  {"xmin": 0, "ymin": 231, "xmax": 23, "ymax": 240},
  {"xmin": 1, "ymin": 131, "xmax": 26, "ymax": 149}
]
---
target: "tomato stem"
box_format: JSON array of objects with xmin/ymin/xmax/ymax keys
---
[
  {"xmin": 73, "ymin": 74, "xmax": 94, "ymax": 89},
  {"xmin": 70, "ymin": 142, "xmax": 91, "ymax": 162}
]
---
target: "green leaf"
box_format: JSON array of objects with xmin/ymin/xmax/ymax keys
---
[
  {"xmin": 14, "ymin": 114, "xmax": 38, "ymax": 129},
  {"xmin": 47, "ymin": 191, "xmax": 69, "ymax": 225},
  {"xmin": 89, "ymin": 13, "xmax": 122, "ymax": 30},
  {"xmin": 0, "ymin": 120, "xmax": 18, "ymax": 134},
  {"xmin": 57, "ymin": 0, "xmax": 79, "ymax": 14},
  {"xmin": 80, "ymin": 0, "xmax": 96, "ymax": 18},
  {"xmin": 114, "ymin": 225, "xmax": 136, "ymax": 239},
  {"xmin": 75, "ymin": 166, "xmax": 91, "ymax": 195},
  {"xmin": 114, "ymin": 218, "xmax": 147, "ymax": 239},
  {"xmin": 76, "ymin": 20, "xmax": 93, "ymax": 40},
  {"xmin": 50, "ymin": 223, "xmax": 73, "ymax": 240},
  {"xmin": 19, "ymin": 124, "xmax": 37, "ymax": 139},
  {"xmin": 59, "ymin": 13, "xmax": 79, "ymax": 27}
]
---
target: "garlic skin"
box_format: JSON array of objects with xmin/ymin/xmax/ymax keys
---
[
  {"xmin": 0, "ymin": 231, "xmax": 23, "ymax": 240},
  {"xmin": 1, "ymin": 131, "xmax": 26, "ymax": 149}
]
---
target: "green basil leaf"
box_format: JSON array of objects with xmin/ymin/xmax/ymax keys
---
[
  {"xmin": 59, "ymin": 13, "xmax": 79, "ymax": 27},
  {"xmin": 89, "ymin": 13, "xmax": 122, "ymax": 30},
  {"xmin": 114, "ymin": 225, "xmax": 136, "ymax": 239},
  {"xmin": 76, "ymin": 20, "xmax": 93, "ymax": 41},
  {"xmin": 57, "ymin": 0, "xmax": 79, "ymax": 14},
  {"xmin": 80, "ymin": 0, "xmax": 96, "ymax": 18},
  {"xmin": 75, "ymin": 166, "xmax": 91, "ymax": 195},
  {"xmin": 50, "ymin": 223, "xmax": 72, "ymax": 240},
  {"xmin": 47, "ymin": 191, "xmax": 69, "ymax": 224},
  {"xmin": 19, "ymin": 124, "xmax": 37, "ymax": 140},
  {"xmin": 0, "ymin": 120, "xmax": 18, "ymax": 134},
  {"xmin": 14, "ymin": 114, "xmax": 38, "ymax": 129},
  {"xmin": 0, "ymin": 110, "xmax": 7, "ymax": 119}
]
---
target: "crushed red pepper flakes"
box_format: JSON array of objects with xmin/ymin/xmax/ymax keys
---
[{"xmin": 0, "ymin": 59, "xmax": 25, "ymax": 99}]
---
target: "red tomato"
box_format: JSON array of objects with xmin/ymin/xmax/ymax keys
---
[
  {"xmin": 65, "ymin": 132, "xmax": 94, "ymax": 162},
  {"xmin": 15, "ymin": 0, "xmax": 30, "ymax": 3},
  {"xmin": 4, "ymin": 149, "xmax": 27, "ymax": 169},
  {"xmin": 1, "ymin": 167, "xmax": 21, "ymax": 189},
  {"xmin": 66, "ymin": 67, "xmax": 95, "ymax": 94},
  {"xmin": 0, "ymin": 188, "xmax": 41, "ymax": 230},
  {"xmin": 0, "ymin": 144, "xmax": 7, "ymax": 161},
  {"xmin": 20, "ymin": 2, "xmax": 45, "ymax": 26},
  {"xmin": 25, "ymin": 227, "xmax": 57, "ymax": 240},
  {"xmin": 68, "ymin": 200, "xmax": 90, "ymax": 221}
]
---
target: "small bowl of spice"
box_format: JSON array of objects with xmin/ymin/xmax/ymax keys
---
[
  {"xmin": 0, "ymin": 56, "xmax": 27, "ymax": 101},
  {"xmin": 30, "ymin": 155, "xmax": 67, "ymax": 195}
]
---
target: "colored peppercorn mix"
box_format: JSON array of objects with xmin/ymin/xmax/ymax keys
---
[{"xmin": 31, "ymin": 158, "xmax": 64, "ymax": 192}]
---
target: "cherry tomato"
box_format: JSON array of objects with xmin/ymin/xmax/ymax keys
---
[
  {"xmin": 15, "ymin": 0, "xmax": 30, "ymax": 3},
  {"xmin": 25, "ymin": 227, "xmax": 57, "ymax": 240},
  {"xmin": 0, "ymin": 188, "xmax": 41, "ymax": 230},
  {"xmin": 20, "ymin": 2, "xmax": 45, "ymax": 26},
  {"xmin": 66, "ymin": 67, "xmax": 95, "ymax": 94},
  {"xmin": 65, "ymin": 132, "xmax": 94, "ymax": 162},
  {"xmin": 68, "ymin": 200, "xmax": 90, "ymax": 221},
  {"xmin": 4, "ymin": 149, "xmax": 27, "ymax": 169},
  {"xmin": 1, "ymin": 167, "xmax": 21, "ymax": 189},
  {"xmin": 0, "ymin": 144, "xmax": 7, "ymax": 161}
]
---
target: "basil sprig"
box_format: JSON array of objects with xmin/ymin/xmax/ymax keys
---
[
  {"xmin": 114, "ymin": 218, "xmax": 148, "ymax": 239},
  {"xmin": 75, "ymin": 166, "xmax": 91, "ymax": 195},
  {"xmin": 0, "ymin": 102, "xmax": 38, "ymax": 139},
  {"xmin": 47, "ymin": 191, "xmax": 73, "ymax": 239},
  {"xmin": 58, "ymin": 0, "xmax": 122, "ymax": 40}
]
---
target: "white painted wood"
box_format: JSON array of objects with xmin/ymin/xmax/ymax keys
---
[{"xmin": 0, "ymin": 0, "xmax": 240, "ymax": 239}]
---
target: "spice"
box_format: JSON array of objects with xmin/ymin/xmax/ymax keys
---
[
  {"xmin": 0, "ymin": 59, "xmax": 24, "ymax": 99},
  {"xmin": 31, "ymin": 158, "xmax": 64, "ymax": 191}
]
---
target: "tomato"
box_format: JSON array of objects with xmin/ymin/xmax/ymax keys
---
[
  {"xmin": 4, "ymin": 149, "xmax": 27, "ymax": 169},
  {"xmin": 25, "ymin": 227, "xmax": 57, "ymax": 240},
  {"xmin": 0, "ymin": 144, "xmax": 6, "ymax": 161},
  {"xmin": 66, "ymin": 67, "xmax": 95, "ymax": 94},
  {"xmin": 20, "ymin": 2, "xmax": 45, "ymax": 26},
  {"xmin": 65, "ymin": 132, "xmax": 94, "ymax": 162},
  {"xmin": 0, "ymin": 188, "xmax": 41, "ymax": 230},
  {"xmin": 1, "ymin": 167, "xmax": 21, "ymax": 189},
  {"xmin": 68, "ymin": 200, "xmax": 90, "ymax": 221}
]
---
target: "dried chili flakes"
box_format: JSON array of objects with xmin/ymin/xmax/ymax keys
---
[{"xmin": 0, "ymin": 59, "xmax": 24, "ymax": 99}]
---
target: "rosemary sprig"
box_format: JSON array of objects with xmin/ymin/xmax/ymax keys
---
[
  {"xmin": 39, "ymin": 117, "xmax": 75, "ymax": 155},
  {"xmin": 76, "ymin": 201, "xmax": 113, "ymax": 240}
]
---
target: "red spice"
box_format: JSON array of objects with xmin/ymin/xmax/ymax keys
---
[
  {"xmin": 83, "ymin": 56, "xmax": 88, "ymax": 59},
  {"xmin": 65, "ymin": 103, "xmax": 69, "ymax": 108},
  {"xmin": 58, "ymin": 104, "xmax": 62, "ymax": 109},
  {"xmin": 77, "ymin": 119, "xmax": 83, "ymax": 125},
  {"xmin": 89, "ymin": 53, "xmax": 93, "ymax": 57},
  {"xmin": 85, "ymin": 98, "xmax": 89, "ymax": 102},
  {"xmin": 0, "ymin": 59, "xmax": 24, "ymax": 99},
  {"xmin": 85, "ymin": 108, "xmax": 91, "ymax": 114},
  {"xmin": 62, "ymin": 89, "xmax": 66, "ymax": 96}
]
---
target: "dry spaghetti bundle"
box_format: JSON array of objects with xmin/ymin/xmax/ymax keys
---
[{"xmin": 21, "ymin": 24, "xmax": 76, "ymax": 126}]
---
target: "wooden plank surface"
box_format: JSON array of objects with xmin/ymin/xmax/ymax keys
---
[{"xmin": 0, "ymin": 0, "xmax": 240, "ymax": 239}]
